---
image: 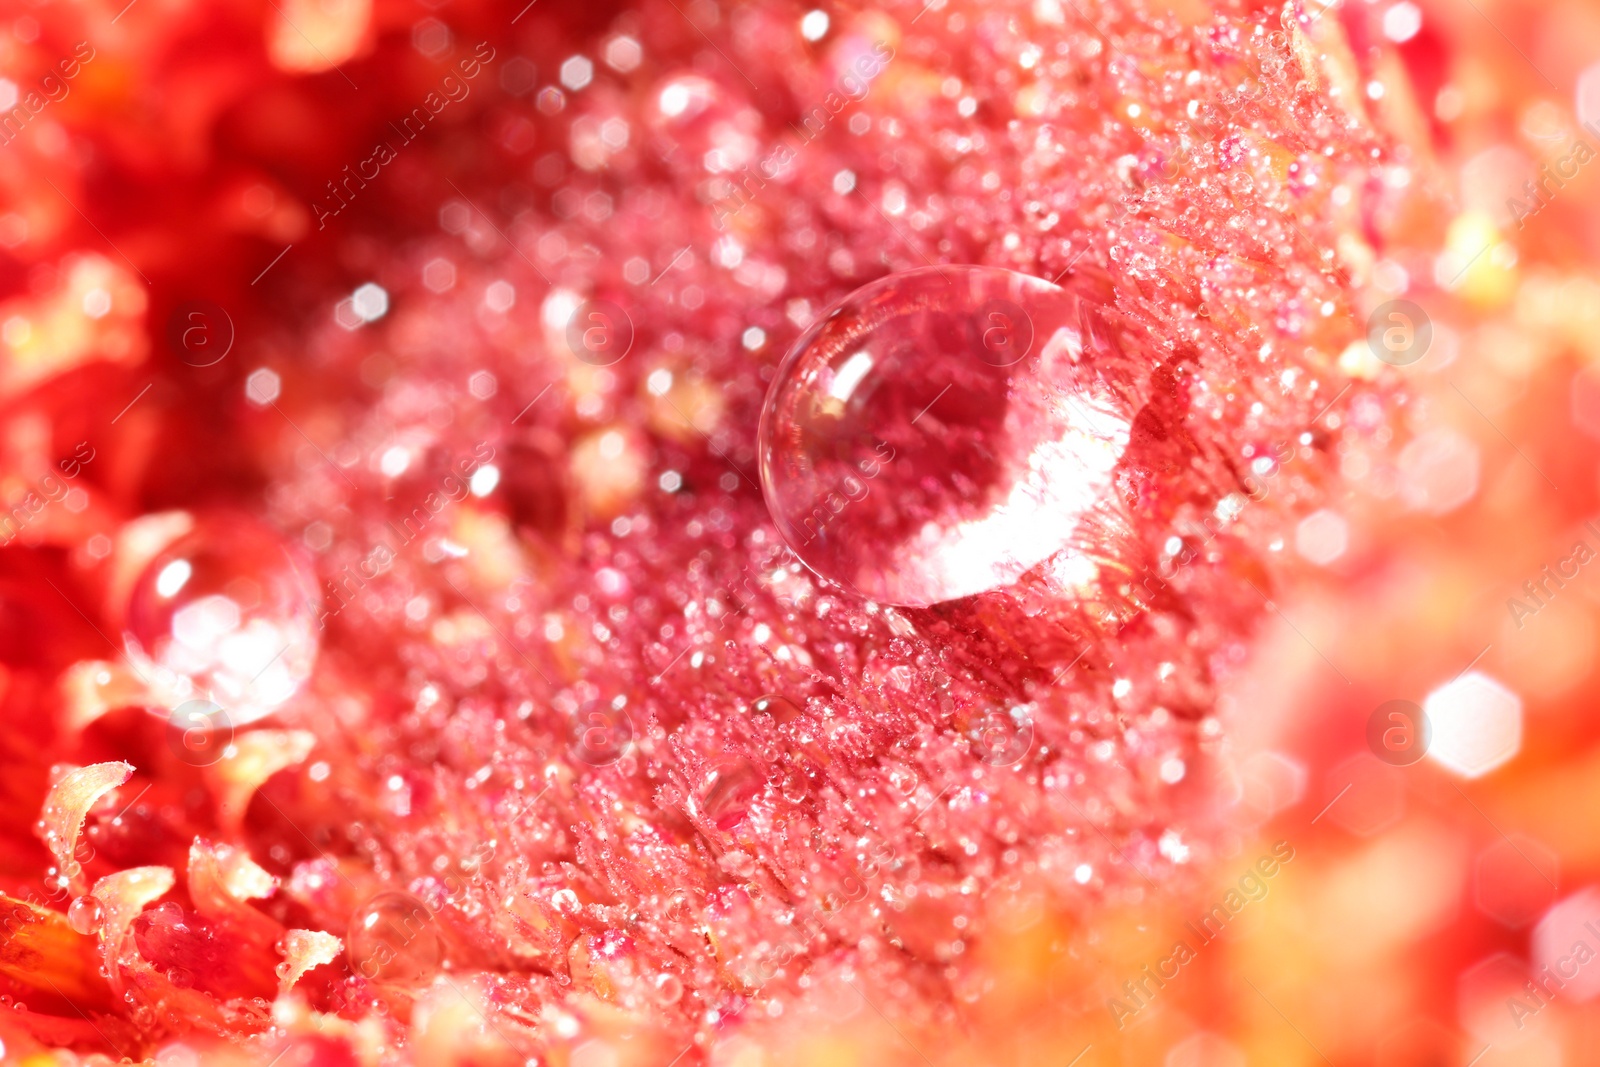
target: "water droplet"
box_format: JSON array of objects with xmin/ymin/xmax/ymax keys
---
[
  {"xmin": 347, "ymin": 890, "xmax": 441, "ymax": 986},
  {"xmin": 151, "ymin": 900, "xmax": 185, "ymax": 927},
  {"xmin": 693, "ymin": 757, "xmax": 764, "ymax": 830},
  {"xmin": 125, "ymin": 515, "xmax": 320, "ymax": 725},
  {"xmin": 67, "ymin": 895, "xmax": 103, "ymax": 936},
  {"xmin": 969, "ymin": 704, "xmax": 1036, "ymax": 767},
  {"xmin": 752, "ymin": 693, "xmax": 803, "ymax": 722},
  {"xmin": 758, "ymin": 266, "xmax": 1136, "ymax": 606},
  {"xmin": 780, "ymin": 768, "xmax": 813, "ymax": 803},
  {"xmin": 653, "ymin": 971, "xmax": 684, "ymax": 1004}
]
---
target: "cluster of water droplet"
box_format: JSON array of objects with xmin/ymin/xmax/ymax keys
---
[{"xmin": 31, "ymin": 0, "xmax": 1385, "ymax": 1057}]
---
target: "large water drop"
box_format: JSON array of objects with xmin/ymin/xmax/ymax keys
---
[
  {"xmin": 758, "ymin": 266, "xmax": 1135, "ymax": 606},
  {"xmin": 347, "ymin": 890, "xmax": 442, "ymax": 986},
  {"xmin": 693, "ymin": 756, "xmax": 763, "ymax": 830},
  {"xmin": 124, "ymin": 515, "xmax": 319, "ymax": 724}
]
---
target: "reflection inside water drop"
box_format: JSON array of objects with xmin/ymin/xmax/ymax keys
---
[
  {"xmin": 124, "ymin": 515, "xmax": 320, "ymax": 725},
  {"xmin": 693, "ymin": 756, "xmax": 763, "ymax": 830},
  {"xmin": 758, "ymin": 266, "xmax": 1135, "ymax": 606}
]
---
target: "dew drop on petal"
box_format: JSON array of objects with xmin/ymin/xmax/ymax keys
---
[
  {"xmin": 124, "ymin": 515, "xmax": 320, "ymax": 725},
  {"xmin": 694, "ymin": 756, "xmax": 764, "ymax": 830},
  {"xmin": 347, "ymin": 890, "xmax": 442, "ymax": 987},
  {"xmin": 758, "ymin": 266, "xmax": 1136, "ymax": 606},
  {"xmin": 751, "ymin": 693, "xmax": 803, "ymax": 722},
  {"xmin": 653, "ymin": 971, "xmax": 684, "ymax": 1005},
  {"xmin": 780, "ymin": 768, "xmax": 812, "ymax": 803},
  {"xmin": 67, "ymin": 895, "xmax": 103, "ymax": 936}
]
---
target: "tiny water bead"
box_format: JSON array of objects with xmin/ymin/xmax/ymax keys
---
[
  {"xmin": 124, "ymin": 515, "xmax": 320, "ymax": 725},
  {"xmin": 348, "ymin": 890, "xmax": 442, "ymax": 986},
  {"xmin": 758, "ymin": 266, "xmax": 1138, "ymax": 607}
]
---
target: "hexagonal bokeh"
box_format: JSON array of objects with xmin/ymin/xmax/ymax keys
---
[
  {"xmin": 1397, "ymin": 427, "xmax": 1479, "ymax": 515},
  {"xmin": 1457, "ymin": 952, "xmax": 1538, "ymax": 1046},
  {"xmin": 1532, "ymin": 888, "xmax": 1600, "ymax": 1003},
  {"xmin": 1423, "ymin": 671, "xmax": 1522, "ymax": 779},
  {"xmin": 245, "ymin": 367, "xmax": 281, "ymax": 407},
  {"xmin": 421, "ymin": 257, "xmax": 456, "ymax": 293},
  {"xmin": 411, "ymin": 17, "xmax": 450, "ymax": 59},
  {"xmin": 1322, "ymin": 753, "xmax": 1406, "ymax": 837},
  {"xmin": 560, "ymin": 55, "xmax": 595, "ymax": 91},
  {"xmin": 1295, "ymin": 508, "xmax": 1350, "ymax": 566},
  {"xmin": 1235, "ymin": 749, "xmax": 1308, "ymax": 824},
  {"xmin": 1474, "ymin": 835, "xmax": 1559, "ymax": 928}
]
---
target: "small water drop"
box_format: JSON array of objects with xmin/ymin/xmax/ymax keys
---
[
  {"xmin": 780, "ymin": 768, "xmax": 813, "ymax": 804},
  {"xmin": 347, "ymin": 890, "xmax": 442, "ymax": 986},
  {"xmin": 150, "ymin": 900, "xmax": 185, "ymax": 927},
  {"xmin": 653, "ymin": 971, "xmax": 684, "ymax": 1005},
  {"xmin": 694, "ymin": 757, "xmax": 764, "ymax": 830},
  {"xmin": 66, "ymin": 895, "xmax": 103, "ymax": 936},
  {"xmin": 758, "ymin": 266, "xmax": 1138, "ymax": 606},
  {"xmin": 752, "ymin": 693, "xmax": 803, "ymax": 722}
]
